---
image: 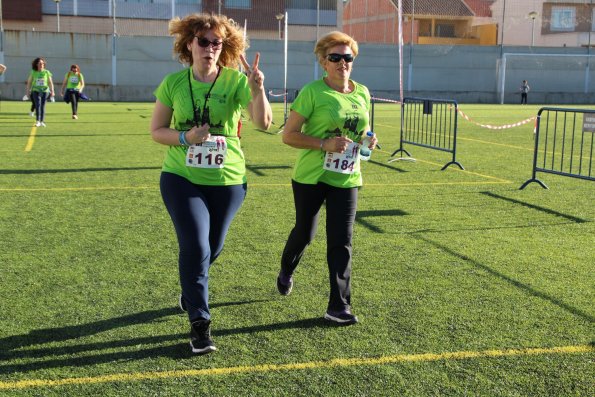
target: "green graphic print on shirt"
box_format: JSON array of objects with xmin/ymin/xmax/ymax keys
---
[{"xmin": 290, "ymin": 78, "xmax": 371, "ymax": 188}]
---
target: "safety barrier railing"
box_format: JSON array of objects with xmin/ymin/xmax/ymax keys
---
[
  {"xmin": 390, "ymin": 97, "xmax": 464, "ymax": 170},
  {"xmin": 520, "ymin": 107, "xmax": 595, "ymax": 189}
]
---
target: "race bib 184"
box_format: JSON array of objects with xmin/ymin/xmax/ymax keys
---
[{"xmin": 323, "ymin": 141, "xmax": 360, "ymax": 174}]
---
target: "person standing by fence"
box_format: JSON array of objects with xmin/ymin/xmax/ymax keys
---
[
  {"xmin": 60, "ymin": 64, "xmax": 85, "ymax": 119},
  {"xmin": 150, "ymin": 13, "xmax": 272, "ymax": 354},
  {"xmin": 277, "ymin": 31, "xmax": 377, "ymax": 325},
  {"xmin": 520, "ymin": 80, "xmax": 530, "ymax": 105},
  {"xmin": 25, "ymin": 57, "xmax": 54, "ymax": 127}
]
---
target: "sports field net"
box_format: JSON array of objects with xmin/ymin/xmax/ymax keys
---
[{"xmin": 33, "ymin": 1, "xmax": 595, "ymax": 49}]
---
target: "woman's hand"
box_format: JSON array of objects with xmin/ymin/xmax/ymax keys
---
[
  {"xmin": 363, "ymin": 133, "xmax": 378, "ymax": 150},
  {"xmin": 240, "ymin": 53, "xmax": 264, "ymax": 92},
  {"xmin": 185, "ymin": 124, "xmax": 211, "ymax": 145},
  {"xmin": 323, "ymin": 136, "xmax": 353, "ymax": 154},
  {"xmin": 240, "ymin": 52, "xmax": 272, "ymax": 131}
]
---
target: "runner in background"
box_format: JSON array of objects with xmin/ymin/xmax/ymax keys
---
[
  {"xmin": 25, "ymin": 57, "xmax": 54, "ymax": 127},
  {"xmin": 60, "ymin": 64, "xmax": 86, "ymax": 119}
]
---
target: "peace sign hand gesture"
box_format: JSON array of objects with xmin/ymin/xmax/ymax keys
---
[{"xmin": 240, "ymin": 52, "xmax": 265, "ymax": 92}]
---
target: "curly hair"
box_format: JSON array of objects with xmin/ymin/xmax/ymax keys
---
[
  {"xmin": 314, "ymin": 31, "xmax": 359, "ymax": 66},
  {"xmin": 169, "ymin": 13, "xmax": 247, "ymax": 69},
  {"xmin": 31, "ymin": 57, "xmax": 46, "ymax": 71}
]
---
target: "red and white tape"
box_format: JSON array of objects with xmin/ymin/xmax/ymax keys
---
[
  {"xmin": 371, "ymin": 97, "xmax": 401, "ymax": 104},
  {"xmin": 268, "ymin": 90, "xmax": 287, "ymax": 98},
  {"xmin": 457, "ymin": 108, "xmax": 536, "ymax": 131}
]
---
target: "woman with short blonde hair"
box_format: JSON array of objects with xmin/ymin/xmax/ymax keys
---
[
  {"xmin": 314, "ymin": 31, "xmax": 359, "ymax": 65},
  {"xmin": 277, "ymin": 31, "xmax": 377, "ymax": 325}
]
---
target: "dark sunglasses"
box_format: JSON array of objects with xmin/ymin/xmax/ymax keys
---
[
  {"xmin": 195, "ymin": 36, "xmax": 223, "ymax": 49},
  {"xmin": 327, "ymin": 53, "xmax": 354, "ymax": 63}
]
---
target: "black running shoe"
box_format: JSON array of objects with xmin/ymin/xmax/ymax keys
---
[
  {"xmin": 179, "ymin": 294, "xmax": 187, "ymax": 312},
  {"xmin": 276, "ymin": 271, "xmax": 293, "ymax": 295},
  {"xmin": 324, "ymin": 310, "xmax": 359, "ymax": 325},
  {"xmin": 190, "ymin": 320, "xmax": 216, "ymax": 354}
]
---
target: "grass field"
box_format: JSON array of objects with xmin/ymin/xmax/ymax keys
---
[{"xmin": 0, "ymin": 100, "xmax": 593, "ymax": 396}]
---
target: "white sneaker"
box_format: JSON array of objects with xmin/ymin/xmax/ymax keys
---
[
  {"xmin": 30, "ymin": 112, "xmax": 35, "ymax": 117},
  {"xmin": 35, "ymin": 121, "xmax": 41, "ymax": 127},
  {"xmin": 41, "ymin": 122, "xmax": 46, "ymax": 127},
  {"xmin": 72, "ymin": 115, "xmax": 78, "ymax": 120}
]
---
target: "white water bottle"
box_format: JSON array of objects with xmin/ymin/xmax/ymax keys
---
[{"xmin": 359, "ymin": 131, "xmax": 374, "ymax": 161}]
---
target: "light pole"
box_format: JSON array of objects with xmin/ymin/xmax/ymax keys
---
[
  {"xmin": 314, "ymin": 0, "xmax": 319, "ymax": 79},
  {"xmin": 276, "ymin": 13, "xmax": 284, "ymax": 40},
  {"xmin": 0, "ymin": 0, "xmax": 4, "ymax": 83},
  {"xmin": 54, "ymin": 0, "xmax": 61, "ymax": 32},
  {"xmin": 0, "ymin": 0, "xmax": 4, "ymax": 49},
  {"xmin": 528, "ymin": 11, "xmax": 538, "ymax": 47}
]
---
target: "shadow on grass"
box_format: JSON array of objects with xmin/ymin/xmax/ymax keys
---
[
  {"xmin": 413, "ymin": 234, "xmax": 595, "ymax": 324},
  {"xmin": 246, "ymin": 164, "xmax": 291, "ymax": 177},
  {"xmin": 368, "ymin": 158, "xmax": 408, "ymax": 172},
  {"xmin": 356, "ymin": 209, "xmax": 409, "ymax": 233},
  {"xmin": 0, "ymin": 166, "xmax": 161, "ymax": 175},
  {"xmin": 0, "ymin": 301, "xmax": 330, "ymax": 374},
  {"xmin": 480, "ymin": 191, "xmax": 589, "ymax": 223}
]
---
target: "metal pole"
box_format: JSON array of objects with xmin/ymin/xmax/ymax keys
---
[
  {"xmin": 0, "ymin": 0, "xmax": 3, "ymax": 36},
  {"xmin": 56, "ymin": 1, "xmax": 61, "ymax": 32},
  {"xmin": 498, "ymin": 0, "xmax": 506, "ymax": 104},
  {"xmin": 0, "ymin": 0, "xmax": 4, "ymax": 52},
  {"xmin": 112, "ymin": 0, "xmax": 117, "ymax": 87},
  {"xmin": 314, "ymin": 0, "xmax": 319, "ymax": 80},
  {"xmin": 0, "ymin": 0, "xmax": 4, "ymax": 84},
  {"xmin": 276, "ymin": 13, "xmax": 284, "ymax": 40},
  {"xmin": 499, "ymin": 0, "xmax": 506, "ymax": 57},
  {"xmin": 586, "ymin": 0, "xmax": 593, "ymax": 93},
  {"xmin": 407, "ymin": 0, "xmax": 415, "ymax": 91},
  {"xmin": 218, "ymin": 0, "xmax": 222, "ymax": 15}
]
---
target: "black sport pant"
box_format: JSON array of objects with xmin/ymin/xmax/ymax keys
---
[
  {"xmin": 66, "ymin": 89, "xmax": 79, "ymax": 115},
  {"xmin": 281, "ymin": 180, "xmax": 358, "ymax": 312}
]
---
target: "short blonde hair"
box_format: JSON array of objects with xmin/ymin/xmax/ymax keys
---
[
  {"xmin": 314, "ymin": 31, "xmax": 359, "ymax": 65},
  {"xmin": 169, "ymin": 13, "xmax": 247, "ymax": 68}
]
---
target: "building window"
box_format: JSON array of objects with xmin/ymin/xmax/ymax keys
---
[
  {"xmin": 551, "ymin": 7, "xmax": 576, "ymax": 32},
  {"xmin": 225, "ymin": 0, "xmax": 251, "ymax": 9},
  {"xmin": 436, "ymin": 24, "xmax": 455, "ymax": 38}
]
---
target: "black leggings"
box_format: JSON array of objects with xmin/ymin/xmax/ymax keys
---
[
  {"xmin": 281, "ymin": 180, "xmax": 358, "ymax": 312},
  {"xmin": 66, "ymin": 89, "xmax": 79, "ymax": 115}
]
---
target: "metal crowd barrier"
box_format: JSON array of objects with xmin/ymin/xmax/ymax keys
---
[
  {"xmin": 520, "ymin": 107, "xmax": 595, "ymax": 189},
  {"xmin": 390, "ymin": 97, "xmax": 464, "ymax": 170}
]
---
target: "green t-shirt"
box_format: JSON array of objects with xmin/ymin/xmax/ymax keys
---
[
  {"xmin": 30, "ymin": 70, "xmax": 52, "ymax": 93},
  {"xmin": 290, "ymin": 78, "xmax": 371, "ymax": 188},
  {"xmin": 154, "ymin": 67, "xmax": 252, "ymax": 186},
  {"xmin": 65, "ymin": 72, "xmax": 84, "ymax": 90}
]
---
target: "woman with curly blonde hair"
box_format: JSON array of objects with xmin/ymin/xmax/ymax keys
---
[{"xmin": 151, "ymin": 13, "xmax": 272, "ymax": 354}]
